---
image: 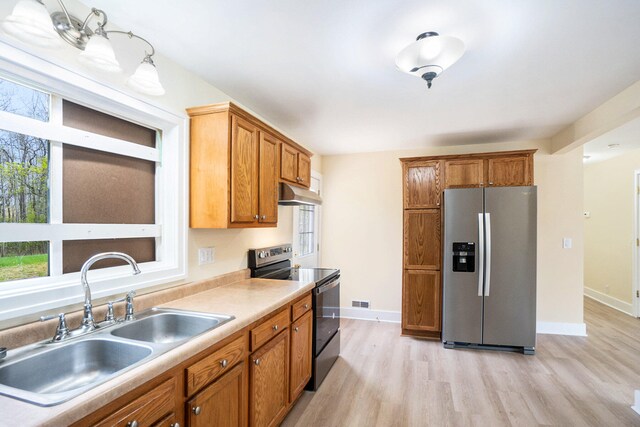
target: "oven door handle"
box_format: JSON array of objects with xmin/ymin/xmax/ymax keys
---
[{"xmin": 315, "ymin": 278, "xmax": 340, "ymax": 295}]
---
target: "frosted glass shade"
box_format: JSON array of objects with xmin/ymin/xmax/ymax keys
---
[
  {"xmin": 78, "ymin": 34, "xmax": 122, "ymax": 73},
  {"xmin": 127, "ymin": 61, "xmax": 165, "ymax": 96},
  {"xmin": 2, "ymin": 0, "xmax": 62, "ymax": 48},
  {"xmin": 396, "ymin": 34, "xmax": 465, "ymax": 78}
]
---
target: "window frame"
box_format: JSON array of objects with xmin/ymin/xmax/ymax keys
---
[{"xmin": 0, "ymin": 41, "xmax": 188, "ymax": 322}]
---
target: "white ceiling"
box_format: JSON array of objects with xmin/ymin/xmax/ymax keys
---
[
  {"xmin": 583, "ymin": 117, "xmax": 640, "ymax": 164},
  {"xmin": 81, "ymin": 0, "xmax": 640, "ymax": 155}
]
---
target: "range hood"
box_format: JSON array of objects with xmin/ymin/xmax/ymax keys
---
[{"xmin": 278, "ymin": 183, "xmax": 322, "ymax": 206}]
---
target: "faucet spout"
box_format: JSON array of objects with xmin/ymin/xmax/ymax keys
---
[{"xmin": 79, "ymin": 252, "xmax": 141, "ymax": 329}]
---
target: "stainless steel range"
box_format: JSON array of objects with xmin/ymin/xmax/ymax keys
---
[{"xmin": 248, "ymin": 244, "xmax": 340, "ymax": 390}]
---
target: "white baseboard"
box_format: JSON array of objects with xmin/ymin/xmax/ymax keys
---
[
  {"xmin": 633, "ymin": 390, "xmax": 640, "ymax": 416},
  {"xmin": 584, "ymin": 287, "xmax": 634, "ymax": 316},
  {"xmin": 536, "ymin": 321, "xmax": 587, "ymax": 336},
  {"xmin": 340, "ymin": 307, "xmax": 401, "ymax": 323}
]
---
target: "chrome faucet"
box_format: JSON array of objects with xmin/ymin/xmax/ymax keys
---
[{"xmin": 79, "ymin": 252, "xmax": 141, "ymax": 332}]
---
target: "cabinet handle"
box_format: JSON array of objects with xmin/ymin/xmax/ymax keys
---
[
  {"xmin": 192, "ymin": 406, "xmax": 202, "ymax": 416},
  {"xmin": 220, "ymin": 359, "xmax": 228, "ymax": 368},
  {"xmin": 255, "ymin": 358, "xmax": 261, "ymax": 365},
  {"xmin": 294, "ymin": 327, "xmax": 299, "ymax": 332},
  {"xmin": 272, "ymin": 324, "xmax": 278, "ymax": 331},
  {"xmin": 303, "ymin": 304, "xmax": 309, "ymax": 309},
  {"xmin": 126, "ymin": 421, "xmax": 138, "ymax": 427}
]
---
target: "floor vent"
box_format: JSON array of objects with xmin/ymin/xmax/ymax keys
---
[{"xmin": 351, "ymin": 300, "xmax": 371, "ymax": 309}]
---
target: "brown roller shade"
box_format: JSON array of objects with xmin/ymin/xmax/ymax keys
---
[
  {"xmin": 63, "ymin": 100, "xmax": 156, "ymax": 147},
  {"xmin": 63, "ymin": 145, "xmax": 155, "ymax": 224},
  {"xmin": 63, "ymin": 238, "xmax": 155, "ymax": 274}
]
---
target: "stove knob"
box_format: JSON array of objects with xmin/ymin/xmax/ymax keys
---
[{"xmin": 258, "ymin": 251, "xmax": 268, "ymax": 259}]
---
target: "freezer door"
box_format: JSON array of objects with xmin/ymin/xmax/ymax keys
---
[
  {"xmin": 483, "ymin": 186, "xmax": 537, "ymax": 348},
  {"xmin": 442, "ymin": 188, "xmax": 484, "ymax": 344}
]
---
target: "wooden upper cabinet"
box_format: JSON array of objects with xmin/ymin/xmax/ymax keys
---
[
  {"xmin": 404, "ymin": 209, "xmax": 441, "ymax": 270},
  {"xmin": 487, "ymin": 155, "xmax": 532, "ymax": 187},
  {"xmin": 403, "ymin": 161, "xmax": 441, "ymax": 209},
  {"xmin": 187, "ymin": 102, "xmax": 313, "ymax": 228},
  {"xmin": 444, "ymin": 159, "xmax": 484, "ymax": 188},
  {"xmin": 280, "ymin": 143, "xmax": 311, "ymax": 189},
  {"xmin": 230, "ymin": 116, "xmax": 259, "ymax": 224},
  {"xmin": 259, "ymin": 132, "xmax": 279, "ymax": 224},
  {"xmin": 403, "ymin": 270, "xmax": 441, "ymax": 332}
]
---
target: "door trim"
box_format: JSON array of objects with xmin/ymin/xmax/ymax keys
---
[{"xmin": 633, "ymin": 171, "xmax": 640, "ymax": 317}]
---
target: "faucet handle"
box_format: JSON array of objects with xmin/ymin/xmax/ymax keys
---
[
  {"xmin": 40, "ymin": 313, "xmax": 69, "ymax": 342},
  {"xmin": 105, "ymin": 295, "xmax": 127, "ymax": 322},
  {"xmin": 125, "ymin": 290, "xmax": 136, "ymax": 321}
]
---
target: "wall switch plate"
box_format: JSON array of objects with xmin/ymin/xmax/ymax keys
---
[
  {"xmin": 198, "ymin": 247, "xmax": 215, "ymax": 265},
  {"xmin": 562, "ymin": 238, "xmax": 572, "ymax": 249}
]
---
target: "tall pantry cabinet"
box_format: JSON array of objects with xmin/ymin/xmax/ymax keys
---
[{"xmin": 400, "ymin": 150, "xmax": 535, "ymax": 339}]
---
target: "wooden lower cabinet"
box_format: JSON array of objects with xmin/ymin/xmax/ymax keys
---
[
  {"xmin": 249, "ymin": 330, "xmax": 290, "ymax": 427},
  {"xmin": 289, "ymin": 310, "xmax": 312, "ymax": 402},
  {"xmin": 187, "ymin": 362, "xmax": 248, "ymax": 427},
  {"xmin": 402, "ymin": 270, "xmax": 441, "ymax": 334}
]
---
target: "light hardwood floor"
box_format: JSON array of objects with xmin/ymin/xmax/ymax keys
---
[{"xmin": 282, "ymin": 298, "xmax": 640, "ymax": 426}]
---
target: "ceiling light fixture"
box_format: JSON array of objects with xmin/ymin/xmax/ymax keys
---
[
  {"xmin": 1, "ymin": 0, "xmax": 165, "ymax": 96},
  {"xmin": 607, "ymin": 143, "xmax": 620, "ymax": 149},
  {"xmin": 395, "ymin": 31, "xmax": 465, "ymax": 89}
]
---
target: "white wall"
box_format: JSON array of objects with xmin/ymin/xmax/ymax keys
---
[{"xmin": 321, "ymin": 140, "xmax": 585, "ymax": 328}]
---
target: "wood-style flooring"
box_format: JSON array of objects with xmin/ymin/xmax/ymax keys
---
[{"xmin": 282, "ymin": 298, "xmax": 640, "ymax": 426}]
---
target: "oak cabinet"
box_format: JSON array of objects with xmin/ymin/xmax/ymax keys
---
[
  {"xmin": 249, "ymin": 330, "xmax": 290, "ymax": 427},
  {"xmin": 280, "ymin": 143, "xmax": 311, "ymax": 188},
  {"xmin": 404, "ymin": 209, "xmax": 441, "ymax": 270},
  {"xmin": 187, "ymin": 362, "xmax": 248, "ymax": 427},
  {"xmin": 403, "ymin": 270, "xmax": 441, "ymax": 332},
  {"xmin": 403, "ymin": 160, "xmax": 441, "ymax": 209},
  {"xmin": 487, "ymin": 155, "xmax": 532, "ymax": 186},
  {"xmin": 187, "ymin": 102, "xmax": 312, "ymax": 228},
  {"xmin": 444, "ymin": 159, "xmax": 484, "ymax": 188},
  {"xmin": 289, "ymin": 310, "xmax": 312, "ymax": 402}
]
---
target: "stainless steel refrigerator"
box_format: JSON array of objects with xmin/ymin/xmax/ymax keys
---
[{"xmin": 442, "ymin": 186, "xmax": 537, "ymax": 355}]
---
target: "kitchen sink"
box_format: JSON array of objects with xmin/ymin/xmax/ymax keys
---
[
  {"xmin": 0, "ymin": 338, "xmax": 153, "ymax": 406},
  {"xmin": 0, "ymin": 308, "xmax": 234, "ymax": 406},
  {"xmin": 110, "ymin": 309, "xmax": 234, "ymax": 344}
]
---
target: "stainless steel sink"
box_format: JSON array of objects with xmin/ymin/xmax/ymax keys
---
[
  {"xmin": 0, "ymin": 308, "xmax": 234, "ymax": 406},
  {"xmin": 0, "ymin": 338, "xmax": 152, "ymax": 406},
  {"xmin": 110, "ymin": 309, "xmax": 234, "ymax": 344}
]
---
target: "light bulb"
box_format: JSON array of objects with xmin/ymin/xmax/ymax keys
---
[
  {"xmin": 78, "ymin": 32, "xmax": 122, "ymax": 73},
  {"xmin": 1, "ymin": 0, "xmax": 63, "ymax": 48},
  {"xmin": 127, "ymin": 58, "xmax": 165, "ymax": 96}
]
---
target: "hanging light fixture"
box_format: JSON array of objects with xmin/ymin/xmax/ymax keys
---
[
  {"xmin": 395, "ymin": 31, "xmax": 465, "ymax": 89},
  {"xmin": 1, "ymin": 1, "xmax": 165, "ymax": 96}
]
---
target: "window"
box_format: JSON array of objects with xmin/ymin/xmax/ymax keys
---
[
  {"xmin": 0, "ymin": 60, "xmax": 186, "ymax": 322},
  {"xmin": 297, "ymin": 205, "xmax": 315, "ymax": 257}
]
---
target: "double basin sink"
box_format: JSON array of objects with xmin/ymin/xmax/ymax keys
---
[{"xmin": 0, "ymin": 308, "xmax": 234, "ymax": 406}]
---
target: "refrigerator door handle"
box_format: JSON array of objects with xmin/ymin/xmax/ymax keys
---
[
  {"xmin": 478, "ymin": 213, "xmax": 484, "ymax": 297},
  {"xmin": 485, "ymin": 213, "xmax": 492, "ymax": 296}
]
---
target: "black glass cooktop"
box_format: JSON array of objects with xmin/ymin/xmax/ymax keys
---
[{"xmin": 262, "ymin": 267, "xmax": 339, "ymax": 286}]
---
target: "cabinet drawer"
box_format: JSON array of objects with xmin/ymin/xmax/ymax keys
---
[
  {"xmin": 95, "ymin": 377, "xmax": 176, "ymax": 427},
  {"xmin": 251, "ymin": 308, "xmax": 289, "ymax": 351},
  {"xmin": 186, "ymin": 335, "xmax": 247, "ymax": 396},
  {"xmin": 291, "ymin": 293, "xmax": 312, "ymax": 321}
]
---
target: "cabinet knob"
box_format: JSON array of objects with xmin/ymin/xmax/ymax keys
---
[
  {"xmin": 303, "ymin": 304, "xmax": 309, "ymax": 309},
  {"xmin": 254, "ymin": 214, "xmax": 259, "ymax": 220},
  {"xmin": 127, "ymin": 421, "xmax": 138, "ymax": 427},
  {"xmin": 436, "ymin": 201, "xmax": 440, "ymax": 206},
  {"xmin": 489, "ymin": 181, "xmax": 494, "ymax": 185},
  {"xmin": 170, "ymin": 423, "xmax": 180, "ymax": 427},
  {"xmin": 261, "ymin": 215, "xmax": 266, "ymax": 220},
  {"xmin": 220, "ymin": 358, "xmax": 228, "ymax": 368},
  {"xmin": 294, "ymin": 327, "xmax": 299, "ymax": 332},
  {"xmin": 254, "ymin": 358, "xmax": 261, "ymax": 365},
  {"xmin": 192, "ymin": 406, "xmax": 202, "ymax": 415},
  {"xmin": 272, "ymin": 324, "xmax": 278, "ymax": 331}
]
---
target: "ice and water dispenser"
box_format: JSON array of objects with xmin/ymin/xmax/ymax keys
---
[{"xmin": 452, "ymin": 242, "xmax": 475, "ymax": 272}]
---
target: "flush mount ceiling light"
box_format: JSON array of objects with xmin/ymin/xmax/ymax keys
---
[
  {"xmin": 607, "ymin": 143, "xmax": 620, "ymax": 149},
  {"xmin": 395, "ymin": 31, "xmax": 465, "ymax": 89},
  {"xmin": 1, "ymin": 0, "xmax": 165, "ymax": 96}
]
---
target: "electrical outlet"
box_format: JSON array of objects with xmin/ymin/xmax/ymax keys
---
[
  {"xmin": 562, "ymin": 238, "xmax": 572, "ymax": 249},
  {"xmin": 198, "ymin": 247, "xmax": 215, "ymax": 265}
]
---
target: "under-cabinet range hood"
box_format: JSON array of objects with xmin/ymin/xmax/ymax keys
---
[{"xmin": 278, "ymin": 183, "xmax": 322, "ymax": 206}]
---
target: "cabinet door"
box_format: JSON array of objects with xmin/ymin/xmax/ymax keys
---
[
  {"xmin": 188, "ymin": 362, "xmax": 247, "ymax": 427},
  {"xmin": 403, "ymin": 270, "xmax": 441, "ymax": 332},
  {"xmin": 230, "ymin": 116, "xmax": 259, "ymax": 224},
  {"xmin": 297, "ymin": 153, "xmax": 311, "ymax": 188},
  {"xmin": 487, "ymin": 156, "xmax": 532, "ymax": 186},
  {"xmin": 289, "ymin": 310, "xmax": 312, "ymax": 402},
  {"xmin": 444, "ymin": 159, "xmax": 484, "ymax": 188},
  {"xmin": 259, "ymin": 132, "xmax": 279, "ymax": 224},
  {"xmin": 404, "ymin": 209, "xmax": 441, "ymax": 270},
  {"xmin": 280, "ymin": 143, "xmax": 298, "ymax": 184},
  {"xmin": 403, "ymin": 161, "xmax": 441, "ymax": 209},
  {"xmin": 250, "ymin": 330, "xmax": 289, "ymax": 427}
]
